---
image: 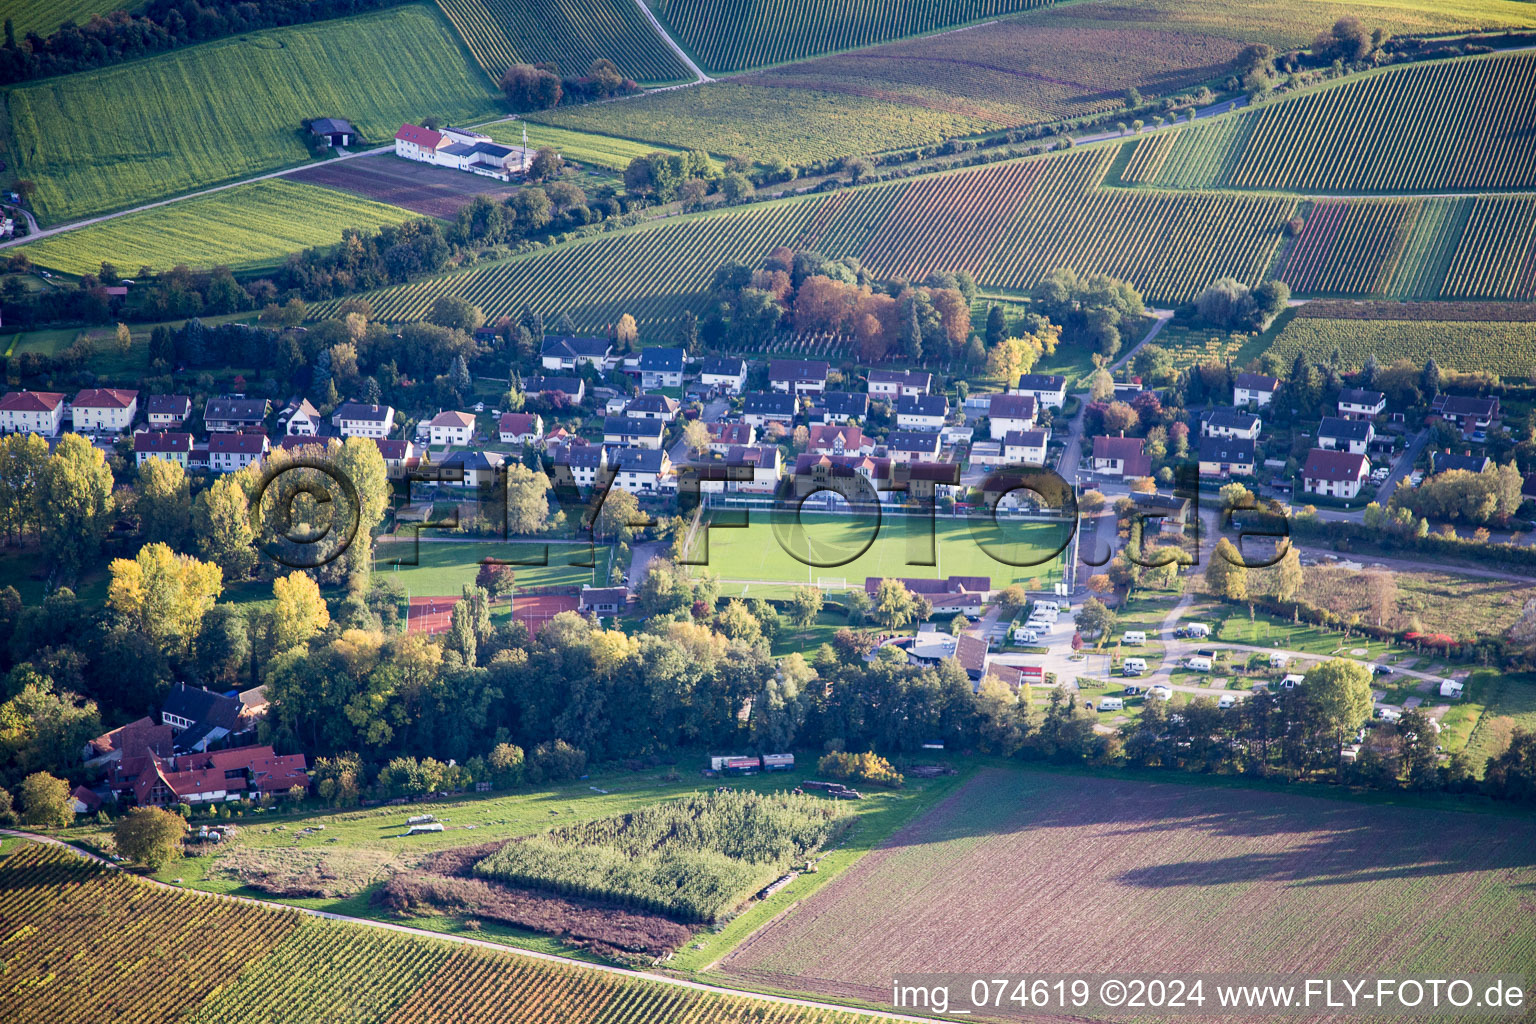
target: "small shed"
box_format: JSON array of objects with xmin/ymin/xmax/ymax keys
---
[
  {"xmin": 310, "ymin": 118, "xmax": 356, "ymax": 147},
  {"xmin": 1439, "ymin": 679, "xmax": 1464, "ymax": 699}
]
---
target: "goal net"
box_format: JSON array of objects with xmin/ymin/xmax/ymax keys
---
[{"xmin": 815, "ymin": 577, "xmax": 849, "ymax": 590}]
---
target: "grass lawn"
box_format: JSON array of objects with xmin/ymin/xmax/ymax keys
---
[
  {"xmin": 1459, "ymin": 671, "xmax": 1536, "ymax": 771},
  {"xmin": 19, "ymin": 180, "xmax": 420, "ymax": 275},
  {"xmin": 686, "ymin": 510, "xmax": 1070, "ymax": 597},
  {"xmin": 484, "ymin": 122, "xmax": 695, "ymax": 173},
  {"xmin": 2, "ymin": 4, "xmax": 502, "ymax": 224},
  {"xmin": 373, "ymin": 538, "xmax": 611, "ymax": 596}
]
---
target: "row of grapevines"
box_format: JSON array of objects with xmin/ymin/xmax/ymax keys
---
[
  {"xmin": 436, "ymin": 0, "xmax": 690, "ymax": 83},
  {"xmin": 1441, "ymin": 195, "xmax": 1536, "ymax": 301},
  {"xmin": 1279, "ymin": 199, "xmax": 1414, "ymax": 296}
]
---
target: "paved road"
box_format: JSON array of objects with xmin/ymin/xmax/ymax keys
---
[
  {"xmin": 0, "ymin": 829, "xmax": 939, "ymax": 1023},
  {"xmin": 1111, "ymin": 309, "xmax": 1174, "ymax": 372},
  {"xmin": 630, "ymin": 0, "xmax": 712, "ymax": 83},
  {"xmin": 1373, "ymin": 427, "xmax": 1428, "ymax": 503}
]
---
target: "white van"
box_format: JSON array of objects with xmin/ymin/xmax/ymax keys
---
[
  {"xmin": 1098, "ymin": 697, "xmax": 1125, "ymax": 711},
  {"xmin": 1013, "ymin": 627, "xmax": 1039, "ymax": 645},
  {"xmin": 1123, "ymin": 630, "xmax": 1147, "ymax": 645},
  {"xmin": 1187, "ymin": 655, "xmax": 1213, "ymax": 672},
  {"xmin": 1218, "ymin": 694, "xmax": 1236, "ymax": 709},
  {"xmin": 1123, "ymin": 658, "xmax": 1147, "ymax": 676},
  {"xmin": 1150, "ymin": 685, "xmax": 1173, "ymax": 700},
  {"xmin": 1185, "ymin": 623, "xmax": 1211, "ymax": 638},
  {"xmin": 1280, "ymin": 673, "xmax": 1304, "ymax": 689},
  {"xmin": 1036, "ymin": 600, "xmax": 1060, "ymax": 614}
]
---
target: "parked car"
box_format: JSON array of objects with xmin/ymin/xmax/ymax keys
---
[
  {"xmin": 1372, "ymin": 664, "xmax": 1394, "ymax": 676},
  {"xmin": 1122, "ymin": 685, "xmax": 1144, "ymax": 697}
]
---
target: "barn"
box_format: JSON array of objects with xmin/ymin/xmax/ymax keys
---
[{"xmin": 309, "ymin": 118, "xmax": 356, "ymax": 147}]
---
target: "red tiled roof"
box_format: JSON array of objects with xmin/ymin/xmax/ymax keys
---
[
  {"xmin": 73, "ymin": 387, "xmax": 138, "ymax": 409},
  {"xmin": 807, "ymin": 424, "xmax": 864, "ymax": 450},
  {"xmin": 394, "ymin": 124, "xmax": 443, "ymax": 149},
  {"xmin": 1302, "ymin": 448, "xmax": 1369, "ymax": 482},
  {"xmin": 1093, "ymin": 434, "xmax": 1145, "ymax": 461},
  {"xmin": 498, "ymin": 412, "xmax": 539, "ymax": 434},
  {"xmin": 0, "ymin": 390, "xmax": 65, "ymax": 412},
  {"xmin": 429, "ymin": 410, "xmax": 475, "ymax": 429}
]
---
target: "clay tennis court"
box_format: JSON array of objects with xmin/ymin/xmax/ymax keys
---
[{"xmin": 406, "ymin": 593, "xmax": 580, "ymax": 635}]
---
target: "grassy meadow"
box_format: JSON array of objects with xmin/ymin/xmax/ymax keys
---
[
  {"xmin": 0, "ymin": 4, "xmax": 502, "ymax": 224},
  {"xmin": 18, "ymin": 179, "xmax": 419, "ymax": 275}
]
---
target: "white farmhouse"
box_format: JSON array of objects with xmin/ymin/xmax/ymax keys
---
[
  {"xmin": 426, "ymin": 410, "xmax": 475, "ymax": 447},
  {"xmin": 72, "ymin": 388, "xmax": 138, "ymax": 433},
  {"xmin": 0, "ymin": 391, "xmax": 67, "ymax": 435}
]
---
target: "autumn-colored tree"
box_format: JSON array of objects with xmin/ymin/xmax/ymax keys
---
[
  {"xmin": 271, "ymin": 572, "xmax": 330, "ymax": 651},
  {"xmin": 114, "ymin": 806, "xmax": 187, "ymax": 868},
  {"xmin": 108, "ymin": 543, "xmax": 223, "ymax": 658}
]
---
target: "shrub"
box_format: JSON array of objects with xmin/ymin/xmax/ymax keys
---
[{"xmin": 817, "ymin": 750, "xmax": 904, "ymax": 788}]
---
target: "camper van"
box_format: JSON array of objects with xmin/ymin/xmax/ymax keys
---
[
  {"xmin": 1097, "ymin": 697, "xmax": 1125, "ymax": 712},
  {"xmin": 1280, "ymin": 673, "xmax": 1304, "ymax": 689},
  {"xmin": 1218, "ymin": 693, "xmax": 1236, "ymax": 709},
  {"xmin": 1123, "ymin": 631, "xmax": 1147, "ymax": 646},
  {"xmin": 1122, "ymin": 658, "xmax": 1147, "ymax": 677},
  {"xmin": 1182, "ymin": 623, "xmax": 1211, "ymax": 638},
  {"xmin": 1013, "ymin": 627, "xmax": 1039, "ymax": 645},
  {"xmin": 1376, "ymin": 706, "xmax": 1403, "ymax": 723},
  {"xmin": 1187, "ymin": 655, "xmax": 1213, "ymax": 672},
  {"xmin": 1440, "ymin": 679, "xmax": 1464, "ymax": 699},
  {"xmin": 1150, "ymin": 685, "xmax": 1173, "ymax": 701},
  {"xmin": 1269, "ymin": 652, "xmax": 1290, "ymax": 668}
]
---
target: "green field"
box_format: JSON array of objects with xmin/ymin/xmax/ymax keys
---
[
  {"xmin": 0, "ymin": 0, "xmax": 123, "ymax": 36},
  {"xmin": 17, "ymin": 179, "xmax": 419, "ymax": 275},
  {"xmin": 684, "ymin": 510, "xmax": 1071, "ymax": 595},
  {"xmin": 1, "ymin": 4, "xmax": 503, "ymax": 224},
  {"xmin": 1459, "ymin": 672, "xmax": 1536, "ymax": 770},
  {"xmin": 1267, "ymin": 304, "xmax": 1536, "ymax": 375},
  {"xmin": 531, "ymin": 80, "xmax": 989, "ymax": 164},
  {"xmin": 484, "ymin": 121, "xmax": 692, "ymax": 171},
  {"xmin": 375, "ymin": 538, "xmax": 612, "ymax": 596},
  {"xmin": 435, "ymin": 0, "xmax": 690, "ymax": 83}
]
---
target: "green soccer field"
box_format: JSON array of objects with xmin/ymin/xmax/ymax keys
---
[
  {"xmin": 373, "ymin": 539, "xmax": 613, "ymax": 596},
  {"xmin": 685, "ymin": 510, "xmax": 1070, "ymax": 596}
]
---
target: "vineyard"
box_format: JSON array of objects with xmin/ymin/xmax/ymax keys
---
[
  {"xmin": 1143, "ymin": 50, "xmax": 1536, "ymax": 194},
  {"xmin": 484, "ymin": 123, "xmax": 693, "ymax": 172},
  {"xmin": 0, "ymin": 841, "xmax": 906, "ymax": 1024},
  {"xmin": 2, "ymin": 0, "xmax": 119, "ymax": 36},
  {"xmin": 1268, "ymin": 302, "xmax": 1536, "ymax": 376},
  {"xmin": 721, "ymin": 769, "xmax": 1536, "ymax": 1003},
  {"xmin": 745, "ymin": 17, "xmax": 1248, "ymax": 132},
  {"xmin": 654, "ymin": 0, "xmax": 1052, "ymax": 73},
  {"xmin": 1441, "ymin": 195, "xmax": 1536, "ymax": 301},
  {"xmin": 435, "ymin": 0, "xmax": 690, "ymax": 84},
  {"xmin": 0, "ymin": 5, "xmax": 502, "ymax": 224},
  {"xmin": 19, "ymin": 180, "xmax": 419, "ymax": 276},
  {"xmin": 1278, "ymin": 200, "xmax": 1415, "ymax": 296}
]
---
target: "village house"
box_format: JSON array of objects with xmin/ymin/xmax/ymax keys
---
[
  {"xmin": 1317, "ymin": 416, "xmax": 1373, "ymax": 455},
  {"xmin": 635, "ymin": 347, "xmax": 686, "ymax": 389},
  {"xmin": 867, "ymin": 369, "xmax": 932, "ymax": 399},
  {"xmin": 814, "ymin": 392, "xmax": 869, "ymax": 424},
  {"xmin": 806, "ymin": 423, "xmax": 871, "ymax": 457},
  {"xmin": 204, "ymin": 395, "xmax": 269, "ymax": 433},
  {"xmin": 208, "ymin": 431, "xmax": 269, "ymax": 473},
  {"xmin": 145, "ymin": 394, "xmax": 191, "ymax": 429},
  {"xmin": 741, "ymin": 392, "xmax": 795, "ymax": 428},
  {"xmin": 1092, "ymin": 434, "xmax": 1151, "ymax": 479},
  {"xmin": 540, "ymin": 335, "xmax": 613, "ymax": 371},
  {"xmin": 603, "ymin": 416, "xmax": 665, "ymax": 449},
  {"xmin": 1337, "ymin": 387, "xmax": 1386, "ymax": 420},
  {"xmin": 1010, "ymin": 373, "xmax": 1067, "ymax": 409},
  {"xmin": 699, "ymin": 356, "xmax": 748, "ymax": 394},
  {"xmin": 901, "ymin": 460, "xmax": 963, "ymax": 503},
  {"xmin": 549, "ymin": 443, "xmax": 607, "ymax": 493},
  {"xmin": 624, "ymin": 394, "xmax": 680, "ymax": 422},
  {"xmin": 1233, "ymin": 372, "xmax": 1279, "ymax": 408},
  {"xmin": 1302, "ymin": 448, "xmax": 1371, "ymax": 499},
  {"xmin": 896, "ymin": 394, "xmax": 949, "ymax": 431},
  {"xmin": 440, "ymin": 449, "xmax": 505, "ymax": 487},
  {"xmin": 133, "ymin": 430, "xmax": 192, "ymax": 467},
  {"xmin": 393, "ymin": 124, "xmax": 533, "ymax": 178},
  {"xmin": 1002, "ymin": 429, "xmax": 1049, "ymax": 466},
  {"xmin": 769, "ymin": 358, "xmax": 830, "ymax": 396},
  {"xmin": 373, "ymin": 438, "xmax": 419, "ymax": 476},
  {"xmin": 524, "ymin": 375, "xmax": 586, "ymax": 404},
  {"xmin": 1197, "ymin": 436, "xmax": 1256, "ymax": 479},
  {"xmin": 72, "ymin": 388, "xmax": 138, "ymax": 433},
  {"xmin": 987, "ymin": 393, "xmax": 1038, "ymax": 440},
  {"xmin": 1201, "ymin": 407, "xmax": 1261, "ymax": 440},
  {"xmin": 332, "ymin": 402, "xmax": 395, "ymax": 439},
  {"xmin": 278, "ymin": 398, "xmax": 322, "ymax": 436},
  {"xmin": 1134, "ymin": 492, "xmax": 1193, "ymax": 536},
  {"xmin": 867, "ymin": 576, "xmax": 990, "ymax": 615},
  {"xmin": 1432, "ymin": 394, "xmax": 1500, "ymax": 435},
  {"xmin": 82, "ymin": 715, "xmax": 174, "ymax": 768},
  {"xmin": 160, "ymin": 682, "xmax": 263, "ymax": 753},
  {"xmin": 579, "ymin": 585, "xmax": 629, "ymax": 615},
  {"xmin": 792, "ymin": 452, "xmax": 892, "ymax": 501},
  {"xmin": 1429, "ymin": 450, "xmax": 1491, "ymax": 476},
  {"xmin": 111, "ymin": 744, "xmax": 309, "ymax": 807},
  {"xmin": 610, "ymin": 446, "xmax": 675, "ymax": 494},
  {"xmin": 497, "ymin": 411, "xmax": 544, "ymax": 444},
  {"xmin": 884, "ymin": 430, "xmax": 942, "ymax": 464},
  {"xmin": 426, "ymin": 410, "xmax": 476, "ymax": 447},
  {"xmin": 707, "ymin": 421, "xmax": 755, "ymax": 452},
  {"xmin": 0, "ymin": 390, "xmax": 66, "ymax": 434}
]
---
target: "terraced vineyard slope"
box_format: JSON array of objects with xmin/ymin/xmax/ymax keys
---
[
  {"xmin": 1145, "ymin": 50, "xmax": 1536, "ymax": 193},
  {"xmin": 0, "ymin": 5, "xmax": 503, "ymax": 224},
  {"xmin": 656, "ymin": 0, "xmax": 1054, "ymax": 72},
  {"xmin": 0, "ymin": 842, "xmax": 904, "ymax": 1024},
  {"xmin": 1267, "ymin": 300, "xmax": 1536, "ymax": 375},
  {"xmin": 436, "ymin": 0, "xmax": 690, "ymax": 83}
]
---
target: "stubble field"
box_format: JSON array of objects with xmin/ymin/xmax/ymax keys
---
[{"xmin": 719, "ymin": 769, "xmax": 1536, "ymax": 1012}]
